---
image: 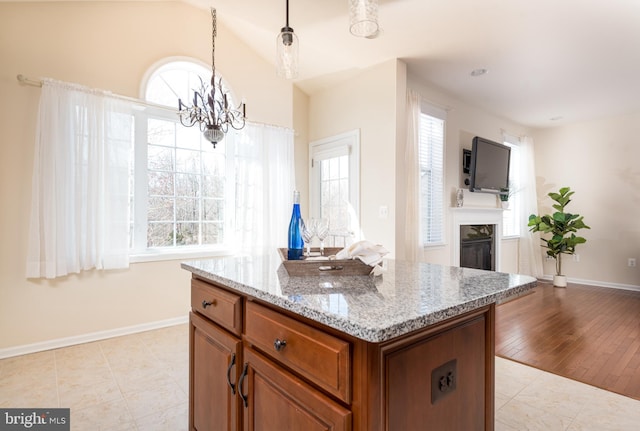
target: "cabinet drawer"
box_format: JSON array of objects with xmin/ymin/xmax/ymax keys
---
[
  {"xmin": 245, "ymin": 301, "xmax": 351, "ymax": 403},
  {"xmin": 191, "ymin": 279, "xmax": 242, "ymax": 336}
]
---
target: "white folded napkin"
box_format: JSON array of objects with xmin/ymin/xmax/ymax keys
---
[{"xmin": 335, "ymin": 240, "xmax": 389, "ymax": 275}]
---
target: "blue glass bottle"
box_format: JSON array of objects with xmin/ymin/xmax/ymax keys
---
[{"xmin": 287, "ymin": 191, "xmax": 304, "ymax": 260}]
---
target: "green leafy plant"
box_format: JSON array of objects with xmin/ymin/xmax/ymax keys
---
[
  {"xmin": 500, "ymin": 183, "xmax": 518, "ymax": 202},
  {"xmin": 528, "ymin": 187, "xmax": 590, "ymax": 276},
  {"xmin": 499, "ymin": 187, "xmax": 509, "ymax": 202}
]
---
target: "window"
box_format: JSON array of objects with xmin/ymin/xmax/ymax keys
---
[
  {"xmin": 310, "ymin": 130, "xmax": 360, "ymax": 247},
  {"xmin": 131, "ymin": 60, "xmax": 234, "ymax": 257},
  {"xmin": 419, "ymin": 106, "xmax": 445, "ymax": 246},
  {"xmin": 502, "ymin": 136, "xmax": 521, "ymax": 237}
]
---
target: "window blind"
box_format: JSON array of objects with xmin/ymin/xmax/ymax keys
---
[{"xmin": 418, "ymin": 109, "xmax": 445, "ymax": 245}]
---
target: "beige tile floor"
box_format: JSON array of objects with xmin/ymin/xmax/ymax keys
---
[{"xmin": 1, "ymin": 324, "xmax": 639, "ymax": 430}]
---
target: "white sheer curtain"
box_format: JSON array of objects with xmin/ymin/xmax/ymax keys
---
[
  {"xmin": 225, "ymin": 122, "xmax": 294, "ymax": 256},
  {"xmin": 404, "ymin": 90, "xmax": 422, "ymax": 262},
  {"xmin": 26, "ymin": 78, "xmax": 133, "ymax": 279},
  {"xmin": 517, "ymin": 136, "xmax": 544, "ymax": 277}
]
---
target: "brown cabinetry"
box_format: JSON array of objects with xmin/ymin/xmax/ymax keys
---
[
  {"xmin": 189, "ymin": 275, "xmax": 495, "ymax": 431},
  {"xmin": 241, "ymin": 348, "xmax": 351, "ymax": 431},
  {"xmin": 191, "ymin": 278, "xmax": 242, "ymax": 335},
  {"xmin": 244, "ymin": 301, "xmax": 351, "ymax": 403},
  {"xmin": 190, "ymin": 311, "xmax": 242, "ymax": 431},
  {"xmin": 384, "ymin": 315, "xmax": 488, "ymax": 430}
]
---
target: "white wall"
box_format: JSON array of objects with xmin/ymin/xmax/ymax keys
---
[
  {"xmin": 0, "ymin": 2, "xmax": 293, "ymax": 351},
  {"xmin": 400, "ymin": 72, "xmax": 640, "ymax": 288},
  {"xmin": 307, "ymin": 60, "xmax": 405, "ymax": 256},
  {"xmin": 400, "ymin": 70, "xmax": 529, "ymax": 273},
  {"xmin": 305, "ymin": 62, "xmax": 530, "ymax": 272},
  {"xmin": 293, "ymin": 86, "xmax": 310, "ymax": 216},
  {"xmin": 532, "ymin": 115, "xmax": 640, "ymax": 288}
]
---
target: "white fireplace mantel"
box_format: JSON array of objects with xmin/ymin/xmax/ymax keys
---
[{"xmin": 451, "ymin": 207, "xmax": 504, "ymax": 271}]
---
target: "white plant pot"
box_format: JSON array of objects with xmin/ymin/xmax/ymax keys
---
[
  {"xmin": 553, "ymin": 275, "xmax": 567, "ymax": 288},
  {"xmin": 501, "ymin": 201, "xmax": 509, "ymax": 209}
]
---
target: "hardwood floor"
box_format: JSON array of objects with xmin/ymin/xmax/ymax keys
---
[{"xmin": 496, "ymin": 280, "xmax": 640, "ymax": 400}]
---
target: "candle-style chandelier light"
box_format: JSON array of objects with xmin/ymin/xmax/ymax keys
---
[{"xmin": 178, "ymin": 8, "xmax": 246, "ymax": 148}]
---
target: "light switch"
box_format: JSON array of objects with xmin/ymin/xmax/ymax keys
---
[{"xmin": 379, "ymin": 205, "xmax": 388, "ymax": 219}]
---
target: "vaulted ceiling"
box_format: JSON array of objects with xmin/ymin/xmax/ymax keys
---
[
  {"xmin": 189, "ymin": 0, "xmax": 640, "ymax": 129},
  {"xmin": 24, "ymin": 0, "xmax": 638, "ymax": 128}
]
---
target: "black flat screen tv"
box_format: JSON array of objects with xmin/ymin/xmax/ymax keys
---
[{"xmin": 469, "ymin": 136, "xmax": 511, "ymax": 193}]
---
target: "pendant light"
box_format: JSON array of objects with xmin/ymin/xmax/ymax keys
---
[
  {"xmin": 276, "ymin": 0, "xmax": 299, "ymax": 79},
  {"xmin": 349, "ymin": 0, "xmax": 380, "ymax": 39}
]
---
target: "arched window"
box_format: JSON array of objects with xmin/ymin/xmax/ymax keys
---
[
  {"xmin": 144, "ymin": 60, "xmax": 239, "ymax": 112},
  {"xmin": 147, "ymin": 61, "xmax": 208, "ymax": 107},
  {"xmin": 130, "ymin": 59, "xmax": 233, "ymax": 260}
]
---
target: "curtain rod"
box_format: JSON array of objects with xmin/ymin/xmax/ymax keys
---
[
  {"xmin": 17, "ymin": 74, "xmax": 180, "ymax": 111},
  {"xmin": 17, "ymin": 74, "xmax": 42, "ymax": 87},
  {"xmin": 16, "ymin": 74, "xmax": 296, "ymax": 132}
]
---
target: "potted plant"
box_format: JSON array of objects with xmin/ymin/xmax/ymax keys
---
[
  {"xmin": 499, "ymin": 187, "xmax": 510, "ymax": 209},
  {"xmin": 528, "ymin": 187, "xmax": 590, "ymax": 287},
  {"xmin": 499, "ymin": 182, "xmax": 519, "ymax": 209}
]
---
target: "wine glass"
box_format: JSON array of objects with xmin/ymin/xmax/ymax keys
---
[
  {"xmin": 301, "ymin": 218, "xmax": 316, "ymax": 257},
  {"xmin": 315, "ymin": 218, "xmax": 329, "ymax": 256}
]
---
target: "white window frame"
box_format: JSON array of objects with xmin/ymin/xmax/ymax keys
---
[
  {"xmin": 502, "ymin": 135, "xmax": 521, "ymax": 239},
  {"xmin": 130, "ymin": 59, "xmax": 234, "ymax": 262},
  {"xmin": 419, "ymin": 103, "xmax": 446, "ymax": 247}
]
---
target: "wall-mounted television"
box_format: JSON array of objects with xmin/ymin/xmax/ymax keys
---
[{"xmin": 469, "ymin": 136, "xmax": 511, "ymax": 193}]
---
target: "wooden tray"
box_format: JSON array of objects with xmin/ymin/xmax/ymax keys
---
[{"xmin": 278, "ymin": 248, "xmax": 372, "ymax": 276}]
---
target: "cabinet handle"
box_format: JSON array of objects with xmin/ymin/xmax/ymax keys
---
[
  {"xmin": 226, "ymin": 353, "xmax": 236, "ymax": 395},
  {"xmin": 202, "ymin": 299, "xmax": 216, "ymax": 309},
  {"xmin": 273, "ymin": 338, "xmax": 287, "ymax": 351},
  {"xmin": 238, "ymin": 363, "xmax": 249, "ymax": 408}
]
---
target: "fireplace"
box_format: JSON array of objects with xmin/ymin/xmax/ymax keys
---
[
  {"xmin": 451, "ymin": 208, "xmax": 503, "ymax": 271},
  {"xmin": 460, "ymin": 225, "xmax": 495, "ymax": 270}
]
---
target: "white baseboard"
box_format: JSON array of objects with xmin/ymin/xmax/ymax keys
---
[
  {"xmin": 0, "ymin": 315, "xmax": 189, "ymax": 360},
  {"xmin": 540, "ymin": 275, "xmax": 640, "ymax": 292}
]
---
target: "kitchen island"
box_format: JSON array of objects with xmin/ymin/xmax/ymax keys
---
[{"xmin": 182, "ymin": 254, "xmax": 536, "ymax": 431}]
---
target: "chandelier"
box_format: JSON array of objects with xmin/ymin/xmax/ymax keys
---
[{"xmin": 178, "ymin": 8, "xmax": 246, "ymax": 148}]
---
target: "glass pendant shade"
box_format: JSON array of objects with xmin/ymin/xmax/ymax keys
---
[
  {"xmin": 349, "ymin": 0, "xmax": 379, "ymax": 38},
  {"xmin": 276, "ymin": 28, "xmax": 299, "ymax": 79}
]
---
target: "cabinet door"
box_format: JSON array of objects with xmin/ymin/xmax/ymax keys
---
[
  {"xmin": 190, "ymin": 312, "xmax": 242, "ymax": 431},
  {"xmin": 240, "ymin": 348, "xmax": 351, "ymax": 431}
]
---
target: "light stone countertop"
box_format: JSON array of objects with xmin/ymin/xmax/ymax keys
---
[{"xmin": 182, "ymin": 253, "xmax": 536, "ymax": 343}]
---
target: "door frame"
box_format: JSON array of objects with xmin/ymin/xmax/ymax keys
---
[{"xmin": 308, "ymin": 129, "xmax": 360, "ymax": 224}]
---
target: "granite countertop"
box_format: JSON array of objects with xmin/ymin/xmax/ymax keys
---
[{"xmin": 182, "ymin": 253, "xmax": 536, "ymax": 343}]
